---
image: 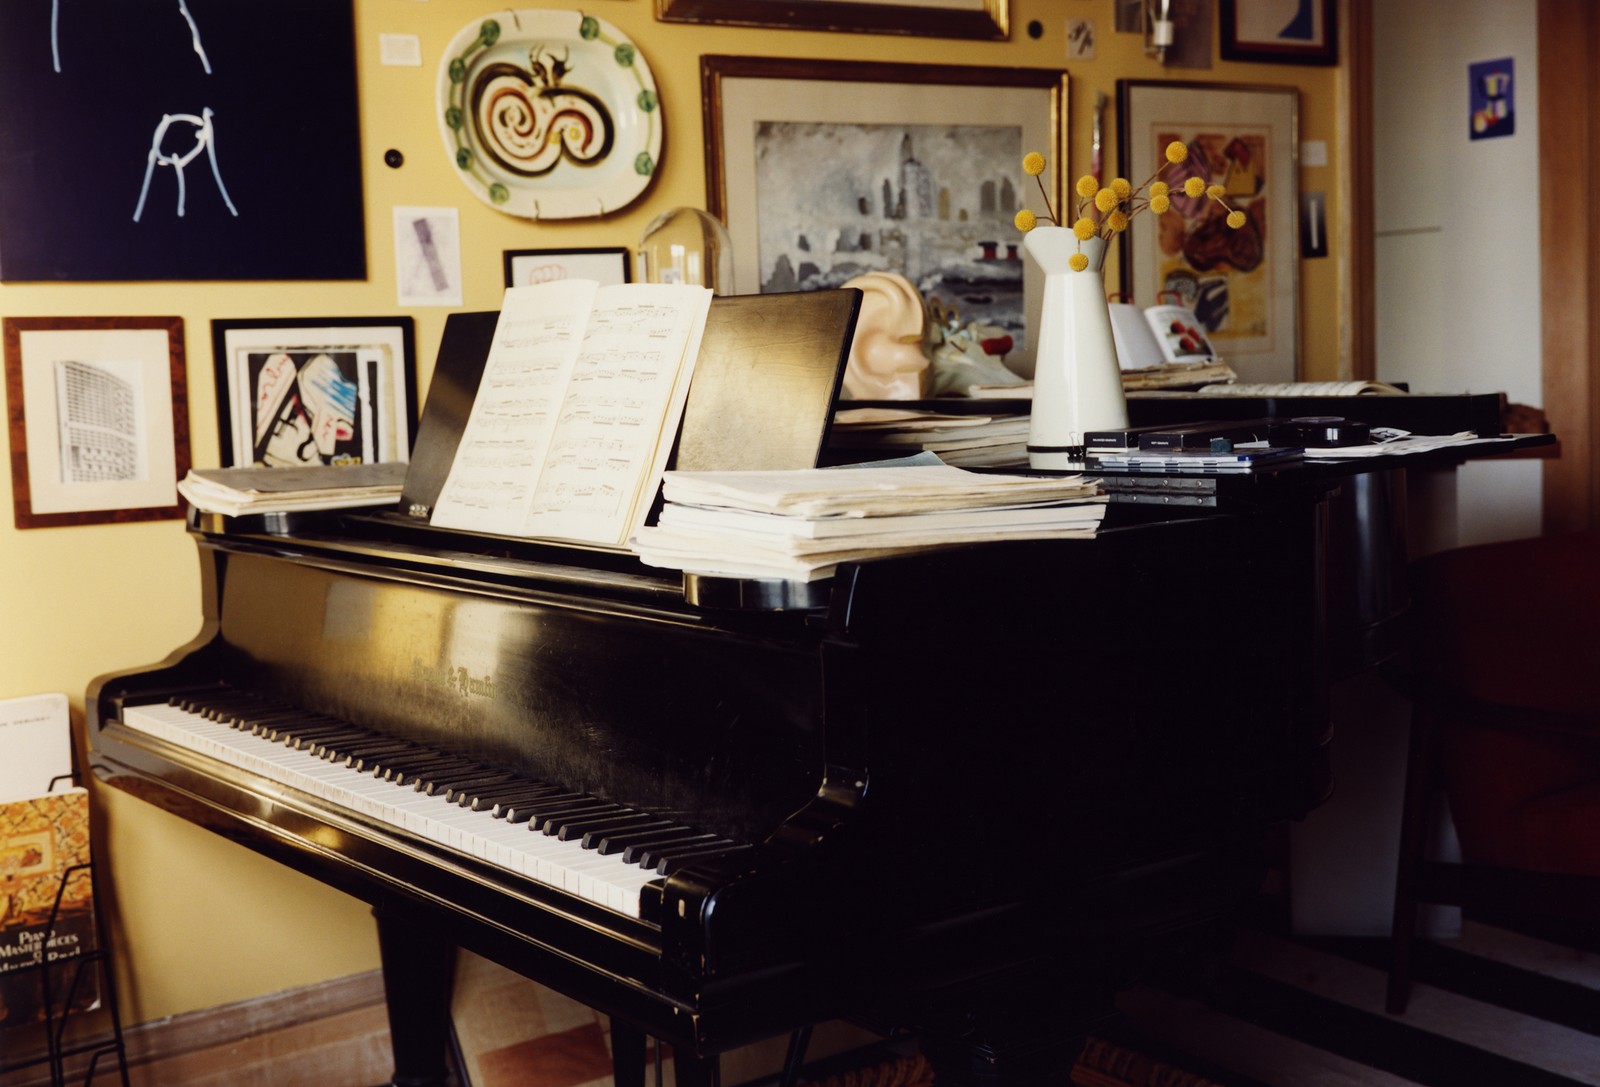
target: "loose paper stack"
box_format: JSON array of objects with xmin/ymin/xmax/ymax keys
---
[
  {"xmin": 631, "ymin": 464, "xmax": 1106, "ymax": 581},
  {"xmin": 828, "ymin": 407, "xmax": 1030, "ymax": 467}
]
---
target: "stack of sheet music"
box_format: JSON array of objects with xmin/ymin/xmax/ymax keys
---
[
  {"xmin": 178, "ymin": 462, "xmax": 408, "ymax": 516},
  {"xmin": 827, "ymin": 407, "xmax": 1030, "ymax": 467},
  {"xmin": 631, "ymin": 463, "xmax": 1106, "ymax": 581}
]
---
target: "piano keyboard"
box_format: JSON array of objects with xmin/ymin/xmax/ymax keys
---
[{"xmin": 120, "ymin": 693, "xmax": 753, "ymax": 919}]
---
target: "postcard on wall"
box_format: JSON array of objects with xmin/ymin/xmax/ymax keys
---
[{"xmin": 394, "ymin": 206, "xmax": 464, "ymax": 307}]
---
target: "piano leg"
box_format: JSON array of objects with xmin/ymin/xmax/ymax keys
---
[
  {"xmin": 674, "ymin": 1052, "xmax": 722, "ymax": 1087},
  {"xmin": 375, "ymin": 908, "xmax": 457, "ymax": 1087},
  {"xmin": 610, "ymin": 1017, "xmax": 647, "ymax": 1087}
]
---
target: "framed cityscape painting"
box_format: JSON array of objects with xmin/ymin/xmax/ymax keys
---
[{"xmin": 702, "ymin": 55, "xmax": 1067, "ymax": 377}]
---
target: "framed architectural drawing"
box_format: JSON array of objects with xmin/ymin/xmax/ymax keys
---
[
  {"xmin": 1219, "ymin": 0, "xmax": 1337, "ymax": 66},
  {"xmin": 504, "ymin": 248, "xmax": 631, "ymax": 289},
  {"xmin": 3, "ymin": 316, "xmax": 189, "ymax": 528},
  {"xmin": 658, "ymin": 0, "xmax": 1007, "ymax": 40},
  {"xmin": 211, "ymin": 317, "xmax": 417, "ymax": 469},
  {"xmin": 1117, "ymin": 80, "xmax": 1300, "ymax": 383},
  {"xmin": 702, "ymin": 55, "xmax": 1067, "ymax": 376}
]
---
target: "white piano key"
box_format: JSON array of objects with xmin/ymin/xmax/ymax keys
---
[{"xmin": 122, "ymin": 701, "xmax": 664, "ymax": 918}]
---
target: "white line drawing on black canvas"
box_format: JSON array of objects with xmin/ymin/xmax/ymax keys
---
[
  {"xmin": 51, "ymin": 0, "xmax": 212, "ymax": 73},
  {"xmin": 132, "ymin": 106, "xmax": 239, "ymax": 221}
]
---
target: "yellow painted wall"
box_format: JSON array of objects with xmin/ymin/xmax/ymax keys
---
[{"xmin": 0, "ymin": 0, "xmax": 1339, "ymax": 1024}]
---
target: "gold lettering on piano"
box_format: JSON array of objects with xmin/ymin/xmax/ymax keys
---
[{"xmin": 411, "ymin": 659, "xmax": 497, "ymax": 700}]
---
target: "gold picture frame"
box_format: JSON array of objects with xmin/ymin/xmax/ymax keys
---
[
  {"xmin": 701, "ymin": 55, "xmax": 1067, "ymax": 377},
  {"xmin": 659, "ymin": 0, "xmax": 1007, "ymax": 40},
  {"xmin": 4, "ymin": 316, "xmax": 189, "ymax": 529},
  {"xmin": 1117, "ymin": 79, "xmax": 1300, "ymax": 384}
]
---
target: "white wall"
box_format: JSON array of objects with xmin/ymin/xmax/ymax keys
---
[{"xmin": 1373, "ymin": 0, "xmax": 1542, "ymax": 545}]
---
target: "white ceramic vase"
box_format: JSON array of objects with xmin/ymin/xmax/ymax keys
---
[{"xmin": 1024, "ymin": 230, "xmax": 1128, "ymax": 470}]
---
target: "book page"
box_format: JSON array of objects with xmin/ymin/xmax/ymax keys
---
[
  {"xmin": 520, "ymin": 283, "xmax": 711, "ymax": 545},
  {"xmin": 0, "ymin": 693, "xmax": 72, "ymax": 802},
  {"xmin": 1199, "ymin": 380, "xmax": 1408, "ymax": 396},
  {"xmin": 429, "ymin": 281, "xmax": 598, "ymax": 534}
]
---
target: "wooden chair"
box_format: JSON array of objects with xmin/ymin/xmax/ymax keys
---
[{"xmin": 1387, "ymin": 531, "xmax": 1600, "ymax": 1014}]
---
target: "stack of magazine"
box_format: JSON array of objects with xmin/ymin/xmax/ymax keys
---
[{"xmin": 631, "ymin": 463, "xmax": 1106, "ymax": 581}]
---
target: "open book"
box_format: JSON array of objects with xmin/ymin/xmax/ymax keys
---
[
  {"xmin": 429, "ymin": 281, "xmax": 713, "ymax": 546},
  {"xmin": 1108, "ymin": 300, "xmax": 1217, "ymax": 370}
]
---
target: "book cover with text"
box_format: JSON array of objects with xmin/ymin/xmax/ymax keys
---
[{"xmin": 0, "ymin": 790, "xmax": 99, "ymax": 1030}]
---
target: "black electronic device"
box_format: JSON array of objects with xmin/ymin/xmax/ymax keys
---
[{"xmin": 1266, "ymin": 416, "xmax": 1373, "ymax": 448}]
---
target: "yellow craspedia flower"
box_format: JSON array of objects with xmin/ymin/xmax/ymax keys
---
[
  {"xmin": 1111, "ymin": 177, "xmax": 1132, "ymax": 199},
  {"xmin": 1227, "ymin": 209, "xmax": 1247, "ymax": 229},
  {"xmin": 1206, "ymin": 183, "xmax": 1227, "ymax": 200},
  {"xmin": 1106, "ymin": 210, "xmax": 1129, "ymax": 232},
  {"xmin": 1150, "ymin": 194, "xmax": 1171, "ymax": 215},
  {"xmin": 1165, "ymin": 141, "xmax": 1188, "ymax": 164},
  {"xmin": 1149, "ymin": 181, "xmax": 1169, "ymax": 199},
  {"xmin": 1184, "ymin": 177, "xmax": 1207, "ymax": 198},
  {"xmin": 1075, "ymin": 175, "xmax": 1099, "ymax": 199},
  {"xmin": 1072, "ymin": 217, "xmax": 1096, "ymax": 240},
  {"xmin": 1094, "ymin": 188, "xmax": 1119, "ymax": 213},
  {"xmin": 1068, "ymin": 251, "xmax": 1090, "ymax": 272},
  {"xmin": 1022, "ymin": 152, "xmax": 1047, "ymax": 177},
  {"xmin": 1014, "ymin": 209, "xmax": 1038, "ymax": 231}
]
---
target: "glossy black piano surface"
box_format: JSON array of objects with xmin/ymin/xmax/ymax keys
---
[
  {"xmin": 89, "ymin": 491, "xmax": 1334, "ymax": 1087},
  {"xmin": 88, "ymin": 296, "xmax": 1337, "ymax": 1087}
]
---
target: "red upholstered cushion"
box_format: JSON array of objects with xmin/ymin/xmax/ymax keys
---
[
  {"xmin": 1412, "ymin": 533, "xmax": 1600, "ymax": 875},
  {"xmin": 1412, "ymin": 532, "xmax": 1600, "ymax": 714}
]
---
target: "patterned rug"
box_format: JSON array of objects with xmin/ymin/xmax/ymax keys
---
[{"xmin": 805, "ymin": 1041, "xmax": 1227, "ymax": 1087}]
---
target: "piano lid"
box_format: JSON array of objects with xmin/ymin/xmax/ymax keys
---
[{"xmin": 399, "ymin": 289, "xmax": 862, "ymax": 522}]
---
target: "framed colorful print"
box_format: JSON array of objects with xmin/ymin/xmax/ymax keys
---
[
  {"xmin": 4, "ymin": 316, "xmax": 189, "ymax": 529},
  {"xmin": 211, "ymin": 317, "xmax": 417, "ymax": 469},
  {"xmin": 1117, "ymin": 79, "xmax": 1300, "ymax": 384},
  {"xmin": 702, "ymin": 55, "xmax": 1067, "ymax": 377},
  {"xmin": 658, "ymin": 0, "xmax": 1007, "ymax": 40},
  {"xmin": 503, "ymin": 247, "xmax": 631, "ymax": 289},
  {"xmin": 1219, "ymin": 0, "xmax": 1337, "ymax": 66}
]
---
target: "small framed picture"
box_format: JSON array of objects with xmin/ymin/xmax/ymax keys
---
[
  {"xmin": 503, "ymin": 247, "xmax": 631, "ymax": 289},
  {"xmin": 3, "ymin": 316, "xmax": 190, "ymax": 529},
  {"xmin": 211, "ymin": 317, "xmax": 417, "ymax": 469},
  {"xmin": 1219, "ymin": 0, "xmax": 1337, "ymax": 66}
]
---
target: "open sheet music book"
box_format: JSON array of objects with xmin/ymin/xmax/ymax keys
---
[{"xmin": 429, "ymin": 281, "xmax": 713, "ymax": 546}]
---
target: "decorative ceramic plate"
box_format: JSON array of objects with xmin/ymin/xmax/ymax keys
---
[{"xmin": 437, "ymin": 9, "xmax": 661, "ymax": 220}]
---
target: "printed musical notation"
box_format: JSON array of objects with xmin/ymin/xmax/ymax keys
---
[{"xmin": 428, "ymin": 279, "xmax": 712, "ymax": 545}]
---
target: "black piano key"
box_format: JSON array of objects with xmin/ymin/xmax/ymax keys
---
[
  {"xmin": 391, "ymin": 757, "xmax": 490, "ymax": 789},
  {"xmin": 590, "ymin": 824, "xmax": 695, "ymax": 855},
  {"xmin": 462, "ymin": 782, "xmax": 567, "ymax": 811},
  {"xmin": 530, "ymin": 802, "xmax": 626, "ymax": 834},
  {"xmin": 654, "ymin": 844, "xmax": 755, "ymax": 876},
  {"xmin": 634, "ymin": 838, "xmax": 740, "ymax": 871},
  {"xmin": 428, "ymin": 770, "xmax": 522, "ymax": 800},
  {"xmin": 438, "ymin": 774, "xmax": 524, "ymax": 806},
  {"xmin": 623, "ymin": 833, "xmax": 720, "ymax": 867},
  {"xmin": 259, "ymin": 718, "xmax": 352, "ymax": 742},
  {"xmin": 552, "ymin": 813, "xmax": 666, "ymax": 843},
  {"xmin": 499, "ymin": 792, "xmax": 588, "ymax": 824},
  {"xmin": 338, "ymin": 742, "xmax": 424, "ymax": 770}
]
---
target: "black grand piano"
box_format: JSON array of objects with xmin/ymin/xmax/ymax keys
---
[{"xmin": 88, "ymin": 294, "xmax": 1341, "ymax": 1087}]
